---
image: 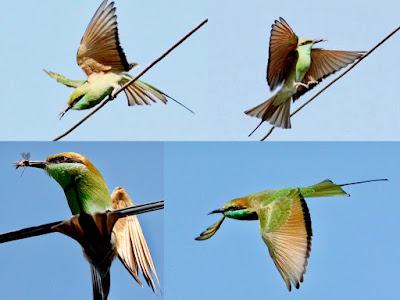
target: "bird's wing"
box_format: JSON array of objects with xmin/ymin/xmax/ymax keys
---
[
  {"xmin": 111, "ymin": 187, "xmax": 161, "ymax": 294},
  {"xmin": 267, "ymin": 17, "xmax": 298, "ymax": 91},
  {"xmin": 258, "ymin": 188, "xmax": 312, "ymax": 291},
  {"xmin": 195, "ymin": 216, "xmax": 226, "ymax": 241},
  {"xmin": 44, "ymin": 70, "xmax": 86, "ymax": 88},
  {"xmin": 293, "ymin": 49, "xmax": 364, "ymax": 101},
  {"xmin": 120, "ymin": 78, "xmax": 168, "ymax": 106},
  {"xmin": 77, "ymin": 0, "xmax": 133, "ymax": 77}
]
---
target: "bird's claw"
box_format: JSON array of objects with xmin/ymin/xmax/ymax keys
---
[{"xmin": 294, "ymin": 82, "xmax": 308, "ymax": 89}]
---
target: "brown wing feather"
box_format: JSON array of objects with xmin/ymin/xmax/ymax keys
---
[
  {"xmin": 293, "ymin": 49, "xmax": 364, "ymax": 101},
  {"xmin": 267, "ymin": 17, "xmax": 298, "ymax": 91},
  {"xmin": 111, "ymin": 187, "xmax": 161, "ymax": 294},
  {"xmin": 259, "ymin": 189, "xmax": 312, "ymax": 291},
  {"xmin": 77, "ymin": 0, "xmax": 132, "ymax": 76}
]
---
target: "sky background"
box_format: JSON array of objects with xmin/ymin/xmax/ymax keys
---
[
  {"xmin": 1, "ymin": 0, "xmax": 399, "ymax": 141},
  {"xmin": 0, "ymin": 0, "xmax": 207, "ymax": 140},
  {"xmin": 0, "ymin": 143, "xmax": 164, "ymax": 300},
  {"xmin": 165, "ymin": 142, "xmax": 400, "ymax": 299}
]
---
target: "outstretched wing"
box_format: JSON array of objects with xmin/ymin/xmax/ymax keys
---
[
  {"xmin": 267, "ymin": 17, "xmax": 298, "ymax": 91},
  {"xmin": 258, "ymin": 188, "xmax": 312, "ymax": 291},
  {"xmin": 111, "ymin": 187, "xmax": 161, "ymax": 294},
  {"xmin": 293, "ymin": 49, "xmax": 364, "ymax": 101},
  {"xmin": 77, "ymin": 0, "xmax": 133, "ymax": 77}
]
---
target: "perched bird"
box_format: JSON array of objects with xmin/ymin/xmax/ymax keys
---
[
  {"xmin": 17, "ymin": 152, "xmax": 160, "ymax": 300},
  {"xmin": 245, "ymin": 17, "xmax": 364, "ymax": 132},
  {"xmin": 45, "ymin": 0, "xmax": 183, "ymax": 119},
  {"xmin": 196, "ymin": 179, "xmax": 387, "ymax": 291}
]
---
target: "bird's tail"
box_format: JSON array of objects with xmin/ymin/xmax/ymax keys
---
[
  {"xmin": 121, "ymin": 79, "xmax": 194, "ymax": 113},
  {"xmin": 91, "ymin": 265, "xmax": 110, "ymax": 300},
  {"xmin": 300, "ymin": 179, "xmax": 388, "ymax": 198},
  {"xmin": 121, "ymin": 79, "xmax": 168, "ymax": 106},
  {"xmin": 245, "ymin": 94, "xmax": 291, "ymax": 132}
]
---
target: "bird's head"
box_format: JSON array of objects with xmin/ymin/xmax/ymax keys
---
[
  {"xmin": 15, "ymin": 152, "xmax": 110, "ymax": 214},
  {"xmin": 195, "ymin": 197, "xmax": 257, "ymax": 241},
  {"xmin": 210, "ymin": 197, "xmax": 258, "ymax": 220},
  {"xmin": 17, "ymin": 152, "xmax": 104, "ymax": 189},
  {"xmin": 297, "ymin": 37, "xmax": 326, "ymax": 50},
  {"xmin": 67, "ymin": 88, "xmax": 87, "ymax": 108}
]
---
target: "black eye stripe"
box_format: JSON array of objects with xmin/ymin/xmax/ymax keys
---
[
  {"xmin": 226, "ymin": 206, "xmax": 246, "ymax": 212},
  {"xmin": 48, "ymin": 156, "xmax": 84, "ymax": 164},
  {"xmin": 71, "ymin": 94, "xmax": 85, "ymax": 106}
]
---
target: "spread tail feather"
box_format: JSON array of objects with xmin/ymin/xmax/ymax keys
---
[
  {"xmin": 245, "ymin": 95, "xmax": 291, "ymax": 130},
  {"xmin": 123, "ymin": 80, "xmax": 168, "ymax": 106}
]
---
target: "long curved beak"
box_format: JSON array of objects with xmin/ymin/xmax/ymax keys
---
[
  {"xmin": 59, "ymin": 105, "xmax": 72, "ymax": 120},
  {"xmin": 208, "ymin": 208, "xmax": 225, "ymax": 215},
  {"xmin": 13, "ymin": 160, "xmax": 48, "ymax": 169},
  {"xmin": 313, "ymin": 37, "xmax": 327, "ymax": 44}
]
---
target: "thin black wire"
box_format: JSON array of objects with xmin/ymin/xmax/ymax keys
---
[{"xmin": 0, "ymin": 200, "xmax": 164, "ymax": 244}]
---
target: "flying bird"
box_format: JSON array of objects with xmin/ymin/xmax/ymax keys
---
[
  {"xmin": 196, "ymin": 179, "xmax": 387, "ymax": 291},
  {"xmin": 45, "ymin": 0, "xmax": 187, "ymax": 119},
  {"xmin": 15, "ymin": 152, "xmax": 160, "ymax": 300},
  {"xmin": 245, "ymin": 17, "xmax": 364, "ymax": 133}
]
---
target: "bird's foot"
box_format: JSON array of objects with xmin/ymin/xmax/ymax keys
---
[
  {"xmin": 294, "ymin": 81, "xmax": 318, "ymax": 89},
  {"xmin": 110, "ymin": 87, "xmax": 119, "ymax": 100},
  {"xmin": 294, "ymin": 82, "xmax": 308, "ymax": 89},
  {"xmin": 305, "ymin": 80, "xmax": 318, "ymax": 87}
]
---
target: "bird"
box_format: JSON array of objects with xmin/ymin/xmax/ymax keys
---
[
  {"xmin": 245, "ymin": 17, "xmax": 364, "ymax": 133},
  {"xmin": 45, "ymin": 0, "xmax": 188, "ymax": 119},
  {"xmin": 16, "ymin": 152, "xmax": 160, "ymax": 300},
  {"xmin": 195, "ymin": 179, "xmax": 387, "ymax": 291}
]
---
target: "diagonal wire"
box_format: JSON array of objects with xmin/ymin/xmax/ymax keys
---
[
  {"xmin": 53, "ymin": 18, "xmax": 208, "ymax": 141},
  {"xmin": 260, "ymin": 24, "xmax": 400, "ymax": 141},
  {"xmin": 0, "ymin": 200, "xmax": 164, "ymax": 244}
]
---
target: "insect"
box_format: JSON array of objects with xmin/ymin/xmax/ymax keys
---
[{"xmin": 14, "ymin": 152, "xmax": 31, "ymax": 176}]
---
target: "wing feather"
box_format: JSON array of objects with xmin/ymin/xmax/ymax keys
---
[
  {"xmin": 77, "ymin": 0, "xmax": 132, "ymax": 76},
  {"xmin": 267, "ymin": 17, "xmax": 298, "ymax": 91},
  {"xmin": 111, "ymin": 187, "xmax": 161, "ymax": 294},
  {"xmin": 258, "ymin": 188, "xmax": 312, "ymax": 291},
  {"xmin": 293, "ymin": 49, "xmax": 364, "ymax": 101}
]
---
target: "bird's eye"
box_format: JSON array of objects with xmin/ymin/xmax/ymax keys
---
[{"xmin": 71, "ymin": 94, "xmax": 85, "ymax": 106}]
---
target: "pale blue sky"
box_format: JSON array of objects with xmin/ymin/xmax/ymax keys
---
[
  {"xmin": 0, "ymin": 1, "xmax": 207, "ymax": 140},
  {"xmin": 0, "ymin": 143, "xmax": 164, "ymax": 299},
  {"xmin": 165, "ymin": 142, "xmax": 400, "ymax": 299}
]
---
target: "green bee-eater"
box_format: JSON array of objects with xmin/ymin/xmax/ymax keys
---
[
  {"xmin": 245, "ymin": 17, "xmax": 364, "ymax": 132},
  {"xmin": 45, "ymin": 0, "xmax": 174, "ymax": 119},
  {"xmin": 196, "ymin": 179, "xmax": 386, "ymax": 291},
  {"xmin": 18, "ymin": 152, "xmax": 160, "ymax": 299}
]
